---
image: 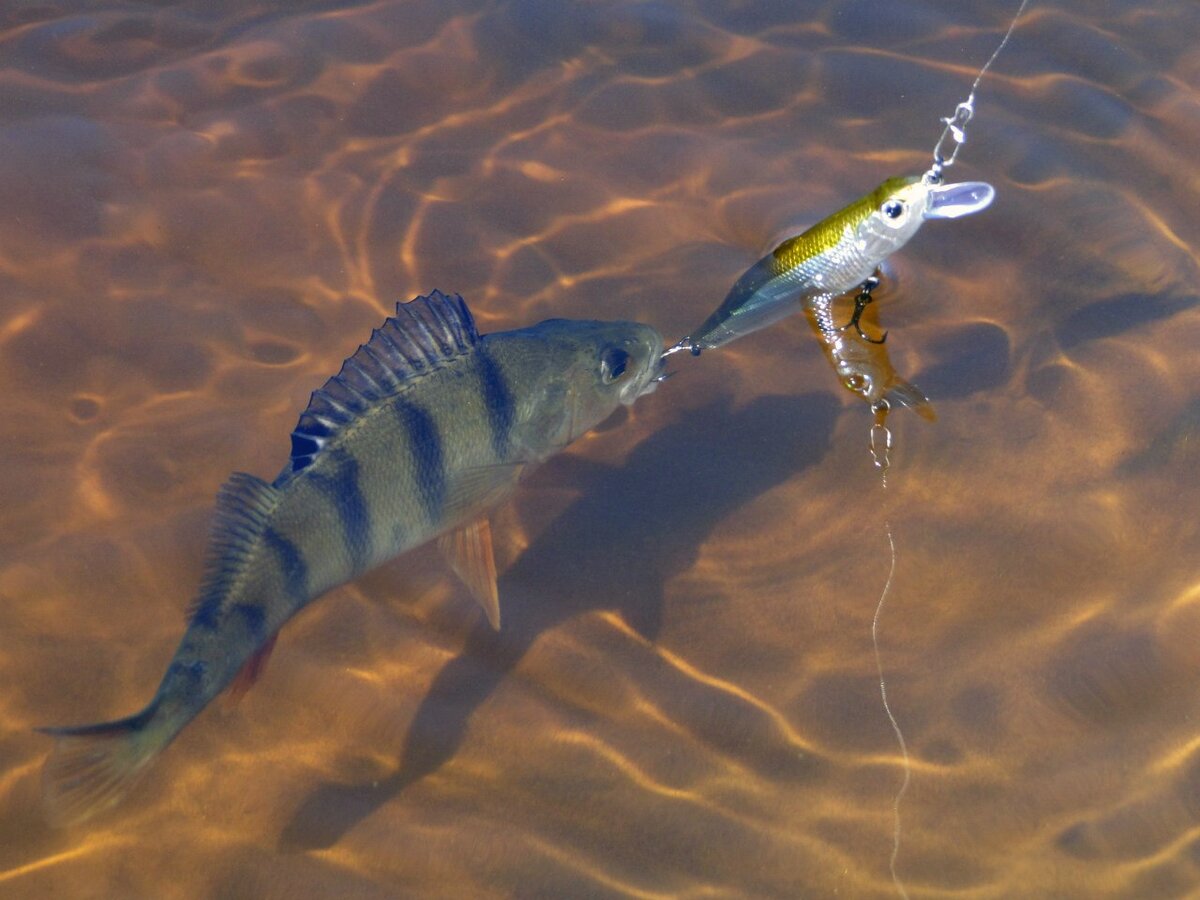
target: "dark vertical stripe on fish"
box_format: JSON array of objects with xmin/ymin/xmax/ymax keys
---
[
  {"xmin": 307, "ymin": 448, "xmax": 370, "ymax": 572},
  {"xmin": 475, "ymin": 347, "xmax": 515, "ymax": 459},
  {"xmin": 392, "ymin": 398, "xmax": 445, "ymax": 524},
  {"xmin": 190, "ymin": 597, "xmax": 220, "ymax": 631},
  {"xmin": 232, "ymin": 602, "xmax": 267, "ymax": 642},
  {"xmin": 263, "ymin": 527, "xmax": 308, "ymax": 606}
]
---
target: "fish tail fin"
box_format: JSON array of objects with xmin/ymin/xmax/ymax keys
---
[
  {"xmin": 37, "ymin": 702, "xmax": 162, "ymax": 827},
  {"xmin": 884, "ymin": 378, "xmax": 937, "ymax": 422}
]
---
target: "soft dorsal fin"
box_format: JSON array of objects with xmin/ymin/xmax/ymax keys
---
[
  {"xmin": 437, "ymin": 518, "xmax": 501, "ymax": 630},
  {"xmin": 188, "ymin": 472, "xmax": 280, "ymax": 627},
  {"xmin": 287, "ymin": 291, "xmax": 479, "ymax": 474}
]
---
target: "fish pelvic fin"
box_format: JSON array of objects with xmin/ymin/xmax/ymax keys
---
[
  {"xmin": 438, "ymin": 518, "xmax": 500, "ymax": 630},
  {"xmin": 222, "ymin": 631, "xmax": 279, "ymax": 708},
  {"xmin": 37, "ymin": 702, "xmax": 162, "ymax": 828}
]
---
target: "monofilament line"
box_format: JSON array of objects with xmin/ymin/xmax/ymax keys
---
[
  {"xmin": 925, "ymin": 0, "xmax": 1034, "ymax": 182},
  {"xmin": 873, "ymin": 518, "xmax": 910, "ymax": 900},
  {"xmin": 873, "ymin": 5, "xmax": 1030, "ymax": 893},
  {"xmin": 869, "ymin": 411, "xmax": 909, "ymax": 898},
  {"xmin": 969, "ymin": 0, "xmax": 1033, "ymax": 101}
]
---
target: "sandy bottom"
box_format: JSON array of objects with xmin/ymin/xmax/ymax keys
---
[{"xmin": 2, "ymin": 1, "xmax": 1199, "ymax": 896}]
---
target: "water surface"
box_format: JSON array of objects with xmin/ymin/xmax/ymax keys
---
[{"xmin": 2, "ymin": 1, "xmax": 1199, "ymax": 897}]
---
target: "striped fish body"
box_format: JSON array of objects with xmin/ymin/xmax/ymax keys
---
[
  {"xmin": 40, "ymin": 292, "xmax": 664, "ymax": 826},
  {"xmin": 685, "ymin": 175, "xmax": 994, "ymax": 351}
]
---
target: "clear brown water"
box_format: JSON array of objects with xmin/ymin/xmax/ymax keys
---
[{"xmin": 2, "ymin": 1, "xmax": 1199, "ymax": 897}]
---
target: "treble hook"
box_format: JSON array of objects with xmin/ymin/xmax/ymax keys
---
[{"xmin": 840, "ymin": 275, "xmax": 887, "ymax": 344}]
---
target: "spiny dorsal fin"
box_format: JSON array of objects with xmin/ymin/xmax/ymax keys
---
[
  {"xmin": 188, "ymin": 472, "xmax": 280, "ymax": 627},
  {"xmin": 288, "ymin": 290, "xmax": 479, "ymax": 474},
  {"xmin": 437, "ymin": 518, "xmax": 501, "ymax": 630}
]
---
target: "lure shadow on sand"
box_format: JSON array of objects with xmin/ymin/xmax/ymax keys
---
[{"xmin": 279, "ymin": 390, "xmax": 839, "ymax": 851}]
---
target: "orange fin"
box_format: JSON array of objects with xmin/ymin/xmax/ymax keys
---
[
  {"xmin": 223, "ymin": 633, "xmax": 278, "ymax": 707},
  {"xmin": 437, "ymin": 518, "xmax": 501, "ymax": 630}
]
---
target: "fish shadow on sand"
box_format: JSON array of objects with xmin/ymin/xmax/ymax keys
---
[{"xmin": 279, "ymin": 391, "xmax": 839, "ymax": 851}]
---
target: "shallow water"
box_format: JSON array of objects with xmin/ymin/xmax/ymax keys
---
[{"xmin": 2, "ymin": 1, "xmax": 1199, "ymax": 897}]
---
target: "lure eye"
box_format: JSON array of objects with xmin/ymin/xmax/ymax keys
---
[
  {"xmin": 845, "ymin": 373, "xmax": 872, "ymax": 395},
  {"xmin": 882, "ymin": 200, "xmax": 905, "ymax": 220},
  {"xmin": 600, "ymin": 347, "xmax": 630, "ymax": 383}
]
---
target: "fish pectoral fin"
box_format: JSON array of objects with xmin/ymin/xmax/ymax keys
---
[
  {"xmin": 222, "ymin": 632, "xmax": 279, "ymax": 707},
  {"xmin": 440, "ymin": 461, "xmax": 527, "ymax": 525},
  {"xmin": 437, "ymin": 518, "xmax": 501, "ymax": 630}
]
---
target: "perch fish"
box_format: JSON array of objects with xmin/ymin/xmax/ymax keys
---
[{"xmin": 40, "ymin": 290, "xmax": 664, "ymax": 826}]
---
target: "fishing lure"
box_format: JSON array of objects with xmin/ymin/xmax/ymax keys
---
[
  {"xmin": 670, "ymin": 175, "xmax": 994, "ymax": 355},
  {"xmin": 666, "ymin": 0, "xmax": 1038, "ymax": 361},
  {"xmin": 804, "ymin": 279, "xmax": 936, "ymax": 421}
]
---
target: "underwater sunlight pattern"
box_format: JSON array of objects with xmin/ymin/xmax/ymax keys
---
[{"xmin": 1, "ymin": 0, "xmax": 1199, "ymax": 897}]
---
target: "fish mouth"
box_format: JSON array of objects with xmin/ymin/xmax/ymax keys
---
[
  {"xmin": 640, "ymin": 361, "xmax": 670, "ymax": 396},
  {"xmin": 627, "ymin": 331, "xmax": 667, "ymax": 401},
  {"xmin": 923, "ymin": 181, "xmax": 995, "ymax": 219}
]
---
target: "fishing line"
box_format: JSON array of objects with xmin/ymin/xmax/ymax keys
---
[
  {"xmin": 925, "ymin": 0, "xmax": 1033, "ymax": 184},
  {"xmin": 869, "ymin": 406, "xmax": 909, "ymax": 900},
  {"xmin": 865, "ymin": 4, "xmax": 1031, "ymax": 894}
]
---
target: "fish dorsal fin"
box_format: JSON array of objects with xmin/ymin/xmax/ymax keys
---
[
  {"xmin": 188, "ymin": 472, "xmax": 280, "ymax": 627},
  {"xmin": 437, "ymin": 518, "xmax": 501, "ymax": 630},
  {"xmin": 288, "ymin": 291, "xmax": 479, "ymax": 474}
]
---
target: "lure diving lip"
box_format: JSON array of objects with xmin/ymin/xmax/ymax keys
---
[{"xmin": 922, "ymin": 180, "xmax": 994, "ymax": 219}]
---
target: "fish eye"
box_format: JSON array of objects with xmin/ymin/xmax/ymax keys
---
[
  {"xmin": 882, "ymin": 200, "xmax": 905, "ymax": 220},
  {"xmin": 600, "ymin": 347, "xmax": 630, "ymax": 383}
]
